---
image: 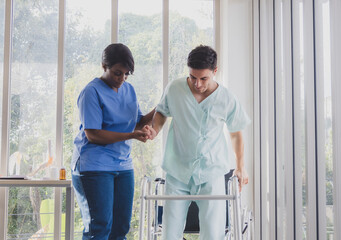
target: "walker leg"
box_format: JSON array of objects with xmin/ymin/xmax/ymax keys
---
[
  {"xmin": 139, "ymin": 177, "xmax": 149, "ymax": 240},
  {"xmin": 232, "ymin": 177, "xmax": 242, "ymax": 240}
]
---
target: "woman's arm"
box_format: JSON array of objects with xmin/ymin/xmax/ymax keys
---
[
  {"xmin": 85, "ymin": 129, "xmax": 149, "ymax": 145},
  {"xmin": 135, "ymin": 108, "xmax": 156, "ymax": 130}
]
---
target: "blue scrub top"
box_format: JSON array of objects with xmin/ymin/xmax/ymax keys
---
[{"xmin": 71, "ymin": 78, "xmax": 143, "ymax": 172}]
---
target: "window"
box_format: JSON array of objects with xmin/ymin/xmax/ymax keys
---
[
  {"xmin": 7, "ymin": 0, "xmax": 59, "ymax": 238},
  {"xmin": 0, "ymin": 0, "xmax": 216, "ymax": 239},
  {"xmin": 64, "ymin": 0, "xmax": 111, "ymax": 237}
]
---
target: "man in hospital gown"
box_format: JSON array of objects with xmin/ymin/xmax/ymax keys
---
[{"xmin": 146, "ymin": 45, "xmax": 250, "ymax": 240}]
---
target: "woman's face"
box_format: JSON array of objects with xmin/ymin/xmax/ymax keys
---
[{"xmin": 101, "ymin": 63, "xmax": 130, "ymax": 89}]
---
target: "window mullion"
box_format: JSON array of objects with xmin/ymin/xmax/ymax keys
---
[
  {"xmin": 0, "ymin": 0, "xmax": 13, "ymax": 239},
  {"xmin": 253, "ymin": 0, "xmax": 261, "ymax": 239},
  {"xmin": 112, "ymin": 0, "xmax": 118, "ymax": 43},
  {"xmin": 162, "ymin": 0, "xmax": 169, "ymax": 151},
  {"xmin": 54, "ymin": 0, "xmax": 66, "ymax": 239}
]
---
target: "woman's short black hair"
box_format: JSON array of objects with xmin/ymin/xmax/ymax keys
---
[
  {"xmin": 187, "ymin": 45, "xmax": 217, "ymax": 71},
  {"xmin": 102, "ymin": 43, "xmax": 134, "ymax": 74}
]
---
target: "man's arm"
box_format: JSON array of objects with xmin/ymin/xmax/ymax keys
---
[
  {"xmin": 135, "ymin": 108, "xmax": 156, "ymax": 130},
  {"xmin": 85, "ymin": 129, "xmax": 149, "ymax": 145},
  {"xmin": 152, "ymin": 112, "xmax": 167, "ymax": 134},
  {"xmin": 144, "ymin": 111, "xmax": 167, "ymax": 140},
  {"xmin": 230, "ymin": 131, "xmax": 249, "ymax": 192}
]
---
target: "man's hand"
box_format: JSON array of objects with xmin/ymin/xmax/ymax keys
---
[
  {"xmin": 142, "ymin": 125, "xmax": 157, "ymax": 140},
  {"xmin": 233, "ymin": 168, "xmax": 249, "ymax": 192}
]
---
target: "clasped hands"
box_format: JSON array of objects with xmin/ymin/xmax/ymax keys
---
[{"xmin": 133, "ymin": 125, "xmax": 157, "ymax": 142}]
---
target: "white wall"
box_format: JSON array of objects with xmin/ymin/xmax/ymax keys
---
[{"xmin": 220, "ymin": 0, "xmax": 254, "ymax": 212}]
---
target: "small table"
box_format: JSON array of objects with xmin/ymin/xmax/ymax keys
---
[{"xmin": 0, "ymin": 179, "xmax": 74, "ymax": 240}]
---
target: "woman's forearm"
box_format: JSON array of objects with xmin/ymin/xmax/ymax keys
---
[{"xmin": 85, "ymin": 129, "xmax": 134, "ymax": 145}]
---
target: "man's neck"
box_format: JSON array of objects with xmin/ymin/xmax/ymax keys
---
[{"xmin": 187, "ymin": 78, "xmax": 218, "ymax": 104}]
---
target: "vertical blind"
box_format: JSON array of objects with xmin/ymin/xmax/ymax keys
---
[{"xmin": 254, "ymin": 0, "xmax": 341, "ymax": 239}]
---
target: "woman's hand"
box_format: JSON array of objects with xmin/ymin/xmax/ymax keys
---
[
  {"xmin": 132, "ymin": 129, "xmax": 149, "ymax": 142},
  {"xmin": 233, "ymin": 168, "xmax": 249, "ymax": 192}
]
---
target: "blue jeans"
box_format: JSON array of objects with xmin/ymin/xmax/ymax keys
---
[{"xmin": 72, "ymin": 162, "xmax": 134, "ymax": 240}]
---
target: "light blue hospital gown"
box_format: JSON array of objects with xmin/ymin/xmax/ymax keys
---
[{"xmin": 156, "ymin": 77, "xmax": 250, "ymax": 240}]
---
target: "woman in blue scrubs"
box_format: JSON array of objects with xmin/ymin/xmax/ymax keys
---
[{"xmin": 71, "ymin": 43, "xmax": 155, "ymax": 240}]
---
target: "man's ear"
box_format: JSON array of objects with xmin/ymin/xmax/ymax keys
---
[{"xmin": 213, "ymin": 67, "xmax": 218, "ymax": 75}]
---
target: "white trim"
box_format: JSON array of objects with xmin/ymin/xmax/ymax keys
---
[
  {"xmin": 0, "ymin": 0, "xmax": 12, "ymax": 179},
  {"xmin": 54, "ymin": 0, "xmax": 66, "ymax": 239},
  {"xmin": 56, "ymin": 0, "xmax": 65, "ymax": 178},
  {"xmin": 252, "ymin": 0, "xmax": 261, "ymax": 239},
  {"xmin": 0, "ymin": 0, "xmax": 13, "ymax": 239},
  {"xmin": 162, "ymin": 0, "xmax": 169, "ymax": 150},
  {"xmin": 111, "ymin": 0, "xmax": 118, "ymax": 43},
  {"xmin": 303, "ymin": 0, "xmax": 317, "ymax": 239},
  {"xmin": 330, "ymin": 0, "xmax": 341, "ymax": 239},
  {"xmin": 162, "ymin": 0, "xmax": 169, "ymax": 91},
  {"xmin": 214, "ymin": 0, "xmax": 221, "ymax": 81}
]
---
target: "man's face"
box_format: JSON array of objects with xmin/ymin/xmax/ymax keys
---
[
  {"xmin": 102, "ymin": 63, "xmax": 130, "ymax": 89},
  {"xmin": 188, "ymin": 67, "xmax": 217, "ymax": 94}
]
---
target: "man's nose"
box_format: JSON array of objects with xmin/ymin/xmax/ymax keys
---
[{"xmin": 195, "ymin": 80, "xmax": 201, "ymax": 88}]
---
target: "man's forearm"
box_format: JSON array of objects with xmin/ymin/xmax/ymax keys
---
[
  {"xmin": 230, "ymin": 131, "xmax": 245, "ymax": 169},
  {"xmin": 152, "ymin": 111, "xmax": 167, "ymax": 135},
  {"xmin": 135, "ymin": 108, "xmax": 156, "ymax": 130}
]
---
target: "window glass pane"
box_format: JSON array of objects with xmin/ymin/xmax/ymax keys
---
[
  {"xmin": 8, "ymin": 187, "xmax": 56, "ymax": 240},
  {"xmin": 64, "ymin": 0, "xmax": 111, "ymax": 238},
  {"xmin": 169, "ymin": 0, "xmax": 214, "ymax": 81},
  {"xmin": 118, "ymin": 0, "xmax": 163, "ymax": 237},
  {"xmin": 8, "ymin": 0, "xmax": 59, "ymax": 238}
]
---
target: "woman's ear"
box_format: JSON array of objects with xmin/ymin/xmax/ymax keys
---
[{"xmin": 102, "ymin": 63, "xmax": 107, "ymax": 71}]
